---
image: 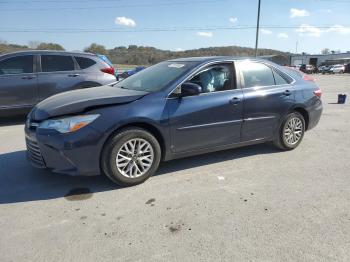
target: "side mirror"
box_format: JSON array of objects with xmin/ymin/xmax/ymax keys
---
[{"xmin": 181, "ymin": 82, "xmax": 202, "ymax": 97}]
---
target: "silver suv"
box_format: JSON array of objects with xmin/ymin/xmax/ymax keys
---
[
  {"xmin": 330, "ymin": 64, "xmax": 345, "ymax": 74},
  {"xmin": 0, "ymin": 50, "xmax": 116, "ymax": 116}
]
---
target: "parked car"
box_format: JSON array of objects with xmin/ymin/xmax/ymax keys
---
[
  {"xmin": 345, "ymin": 63, "xmax": 350, "ymax": 73},
  {"xmin": 330, "ymin": 64, "xmax": 345, "ymax": 74},
  {"xmin": 299, "ymin": 64, "xmax": 316, "ymax": 74},
  {"xmin": 284, "ymin": 66, "xmax": 315, "ymax": 81},
  {"xmin": 320, "ymin": 65, "xmax": 332, "ymax": 74},
  {"xmin": 25, "ymin": 57, "xmax": 323, "ymax": 186},
  {"xmin": 0, "ymin": 51, "xmax": 116, "ymax": 116},
  {"xmin": 318, "ymin": 65, "xmax": 326, "ymax": 73},
  {"xmin": 96, "ymin": 53, "xmax": 119, "ymax": 80},
  {"xmin": 119, "ymin": 66, "xmax": 146, "ymax": 80}
]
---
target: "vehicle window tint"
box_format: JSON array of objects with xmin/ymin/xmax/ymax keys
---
[
  {"xmin": 113, "ymin": 61, "xmax": 195, "ymax": 92},
  {"xmin": 41, "ymin": 55, "xmax": 74, "ymax": 72},
  {"xmin": 0, "ymin": 55, "xmax": 33, "ymax": 75},
  {"xmin": 240, "ymin": 62, "xmax": 275, "ymax": 88},
  {"xmin": 75, "ymin": 56, "xmax": 96, "ymax": 69},
  {"xmin": 273, "ymin": 70, "xmax": 288, "ymax": 85},
  {"xmin": 188, "ymin": 64, "xmax": 233, "ymax": 93}
]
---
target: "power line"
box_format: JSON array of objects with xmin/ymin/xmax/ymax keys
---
[
  {"xmin": 313, "ymin": 0, "xmax": 350, "ymax": 2},
  {"xmin": 0, "ymin": 0, "xmax": 126, "ymax": 3},
  {"xmin": 1, "ymin": 0, "xmax": 349, "ymax": 3},
  {"xmin": 0, "ymin": 0, "xmax": 229, "ymax": 10},
  {"xmin": 0, "ymin": 25, "xmax": 348, "ymax": 33}
]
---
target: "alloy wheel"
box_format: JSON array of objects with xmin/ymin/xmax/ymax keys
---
[
  {"xmin": 116, "ymin": 138, "xmax": 154, "ymax": 178},
  {"xmin": 283, "ymin": 117, "xmax": 303, "ymax": 146}
]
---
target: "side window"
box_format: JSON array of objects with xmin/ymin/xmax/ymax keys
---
[
  {"xmin": 0, "ymin": 55, "xmax": 33, "ymax": 75},
  {"xmin": 41, "ymin": 55, "xmax": 75, "ymax": 72},
  {"xmin": 273, "ymin": 70, "xmax": 289, "ymax": 85},
  {"xmin": 75, "ymin": 56, "xmax": 96, "ymax": 69},
  {"xmin": 187, "ymin": 64, "xmax": 233, "ymax": 93},
  {"xmin": 240, "ymin": 62, "xmax": 275, "ymax": 88}
]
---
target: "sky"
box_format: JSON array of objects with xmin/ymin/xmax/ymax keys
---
[{"xmin": 0, "ymin": 0, "xmax": 350, "ymax": 54}]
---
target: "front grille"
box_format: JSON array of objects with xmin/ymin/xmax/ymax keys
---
[{"xmin": 26, "ymin": 138, "xmax": 46, "ymax": 168}]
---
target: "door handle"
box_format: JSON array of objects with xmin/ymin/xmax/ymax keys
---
[
  {"xmin": 230, "ymin": 97, "xmax": 241, "ymax": 105},
  {"xmin": 68, "ymin": 74, "xmax": 79, "ymax": 77},
  {"xmin": 283, "ymin": 90, "xmax": 291, "ymax": 96}
]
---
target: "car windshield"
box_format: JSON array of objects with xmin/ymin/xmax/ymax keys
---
[{"xmin": 113, "ymin": 61, "xmax": 195, "ymax": 92}]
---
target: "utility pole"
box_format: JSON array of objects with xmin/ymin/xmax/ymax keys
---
[
  {"xmin": 295, "ymin": 41, "xmax": 299, "ymax": 54},
  {"xmin": 254, "ymin": 0, "xmax": 261, "ymax": 57}
]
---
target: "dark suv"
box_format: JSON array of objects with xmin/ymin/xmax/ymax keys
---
[{"xmin": 0, "ymin": 51, "xmax": 116, "ymax": 116}]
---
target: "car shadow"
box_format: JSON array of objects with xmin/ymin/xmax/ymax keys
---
[
  {"xmin": 0, "ymin": 150, "xmax": 117, "ymax": 204},
  {"xmin": 157, "ymin": 144, "xmax": 279, "ymax": 175},
  {"xmin": 0, "ymin": 144, "xmax": 280, "ymax": 204}
]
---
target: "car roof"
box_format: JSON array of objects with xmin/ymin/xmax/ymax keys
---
[
  {"xmin": 168, "ymin": 56, "xmax": 269, "ymax": 63},
  {"xmin": 0, "ymin": 50, "xmax": 96, "ymax": 57}
]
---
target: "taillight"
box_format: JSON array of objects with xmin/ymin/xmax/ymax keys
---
[
  {"xmin": 313, "ymin": 88, "xmax": 322, "ymax": 98},
  {"xmin": 101, "ymin": 67, "xmax": 115, "ymax": 76},
  {"xmin": 303, "ymin": 75, "xmax": 315, "ymax": 82}
]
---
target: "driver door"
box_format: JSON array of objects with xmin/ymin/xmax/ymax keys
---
[{"xmin": 167, "ymin": 62, "xmax": 243, "ymax": 153}]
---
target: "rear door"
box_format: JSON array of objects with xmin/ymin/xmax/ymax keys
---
[
  {"xmin": 167, "ymin": 62, "xmax": 243, "ymax": 153},
  {"xmin": 0, "ymin": 54, "xmax": 37, "ymax": 109},
  {"xmin": 37, "ymin": 54, "xmax": 83, "ymax": 101},
  {"xmin": 237, "ymin": 61, "xmax": 295, "ymax": 142}
]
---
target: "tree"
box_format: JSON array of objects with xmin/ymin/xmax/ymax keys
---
[
  {"xmin": 321, "ymin": 48, "xmax": 330, "ymax": 55},
  {"xmin": 28, "ymin": 41, "xmax": 41, "ymax": 49},
  {"xmin": 36, "ymin": 42, "xmax": 65, "ymax": 51},
  {"xmin": 84, "ymin": 43, "xmax": 107, "ymax": 55},
  {"xmin": 128, "ymin": 45, "xmax": 138, "ymax": 50}
]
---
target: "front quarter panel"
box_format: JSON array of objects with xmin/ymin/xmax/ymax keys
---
[{"xmin": 88, "ymin": 93, "xmax": 171, "ymax": 157}]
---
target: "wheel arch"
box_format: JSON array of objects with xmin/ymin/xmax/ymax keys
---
[
  {"xmin": 291, "ymin": 106, "xmax": 310, "ymax": 130},
  {"xmin": 101, "ymin": 121, "xmax": 167, "ymax": 161}
]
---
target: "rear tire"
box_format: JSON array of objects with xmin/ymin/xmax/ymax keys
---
[
  {"xmin": 101, "ymin": 128, "xmax": 161, "ymax": 186},
  {"xmin": 274, "ymin": 112, "xmax": 305, "ymax": 150}
]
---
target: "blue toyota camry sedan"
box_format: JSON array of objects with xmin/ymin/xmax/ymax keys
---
[{"xmin": 25, "ymin": 57, "xmax": 322, "ymax": 186}]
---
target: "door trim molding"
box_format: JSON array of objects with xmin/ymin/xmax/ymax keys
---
[{"xmin": 177, "ymin": 119, "xmax": 243, "ymax": 131}]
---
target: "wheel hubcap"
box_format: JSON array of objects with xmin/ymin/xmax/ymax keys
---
[
  {"xmin": 116, "ymin": 138, "xmax": 154, "ymax": 178},
  {"xmin": 284, "ymin": 117, "xmax": 303, "ymax": 146}
]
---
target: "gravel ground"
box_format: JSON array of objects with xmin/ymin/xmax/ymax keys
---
[{"xmin": 0, "ymin": 74, "xmax": 349, "ymax": 262}]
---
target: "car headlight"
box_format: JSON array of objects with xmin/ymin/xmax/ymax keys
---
[{"xmin": 39, "ymin": 114, "xmax": 100, "ymax": 133}]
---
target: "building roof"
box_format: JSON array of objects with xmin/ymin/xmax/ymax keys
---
[{"xmin": 291, "ymin": 52, "xmax": 350, "ymax": 57}]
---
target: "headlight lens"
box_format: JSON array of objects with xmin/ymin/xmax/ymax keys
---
[{"xmin": 39, "ymin": 114, "xmax": 100, "ymax": 133}]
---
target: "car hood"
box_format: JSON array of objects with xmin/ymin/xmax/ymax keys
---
[{"xmin": 31, "ymin": 85, "xmax": 148, "ymax": 121}]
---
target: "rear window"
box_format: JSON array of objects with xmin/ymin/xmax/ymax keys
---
[
  {"xmin": 41, "ymin": 55, "xmax": 75, "ymax": 72},
  {"xmin": 75, "ymin": 56, "xmax": 96, "ymax": 69},
  {"xmin": 240, "ymin": 61, "xmax": 275, "ymax": 88},
  {"xmin": 0, "ymin": 55, "xmax": 33, "ymax": 75},
  {"xmin": 284, "ymin": 67, "xmax": 303, "ymax": 78},
  {"xmin": 273, "ymin": 70, "xmax": 289, "ymax": 85},
  {"xmin": 273, "ymin": 68, "xmax": 293, "ymax": 84}
]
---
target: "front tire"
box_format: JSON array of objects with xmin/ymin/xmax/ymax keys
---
[
  {"xmin": 101, "ymin": 128, "xmax": 161, "ymax": 186},
  {"xmin": 274, "ymin": 112, "xmax": 305, "ymax": 150}
]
